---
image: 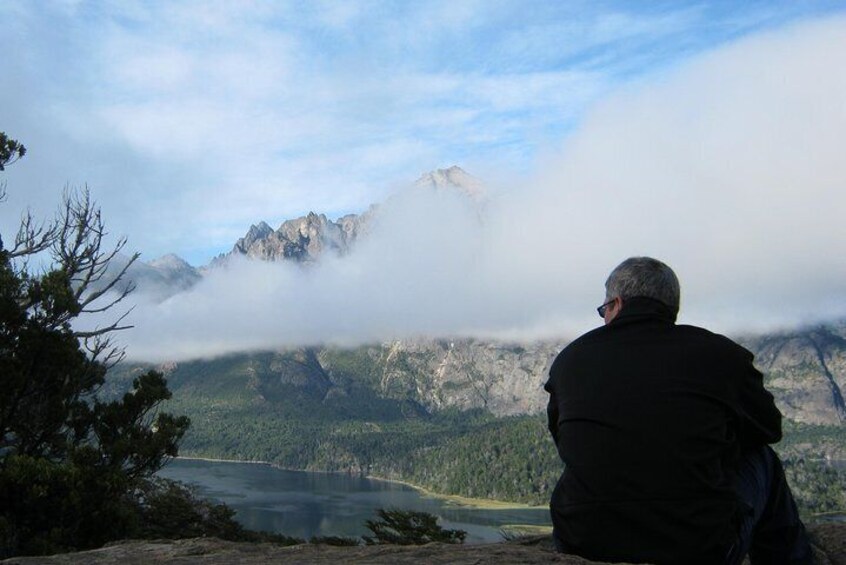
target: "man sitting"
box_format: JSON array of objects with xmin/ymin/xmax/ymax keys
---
[{"xmin": 544, "ymin": 257, "xmax": 813, "ymax": 564}]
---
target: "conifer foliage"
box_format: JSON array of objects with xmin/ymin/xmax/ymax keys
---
[
  {"xmin": 363, "ymin": 508, "xmax": 466, "ymax": 545},
  {"xmin": 0, "ymin": 132, "xmax": 190, "ymax": 557},
  {"xmin": 0, "ymin": 132, "xmax": 25, "ymax": 170}
]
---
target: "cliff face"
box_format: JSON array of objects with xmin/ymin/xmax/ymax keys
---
[
  {"xmin": 741, "ymin": 323, "xmax": 846, "ymax": 426},
  {"xmin": 325, "ymin": 330, "xmax": 846, "ymax": 423},
  {"xmin": 322, "ymin": 339, "xmax": 560, "ymax": 417},
  {"xmin": 227, "ymin": 211, "xmax": 371, "ymax": 264},
  {"xmin": 138, "ymin": 328, "xmax": 846, "ymax": 427},
  {"xmin": 206, "ymin": 166, "xmax": 477, "ymax": 267}
]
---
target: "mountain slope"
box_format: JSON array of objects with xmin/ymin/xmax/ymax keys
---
[
  {"xmin": 740, "ymin": 322, "xmax": 846, "ymax": 425},
  {"xmin": 212, "ymin": 166, "xmax": 477, "ymax": 266},
  {"xmin": 103, "ymin": 321, "xmax": 846, "ymax": 507}
]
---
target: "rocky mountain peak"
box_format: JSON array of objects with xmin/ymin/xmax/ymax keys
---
[
  {"xmin": 87, "ymin": 252, "xmax": 201, "ymax": 302},
  {"xmin": 236, "ymin": 222, "xmax": 274, "ymax": 251},
  {"xmin": 414, "ymin": 165, "xmax": 484, "ymax": 199},
  {"xmin": 223, "ymin": 210, "xmax": 366, "ymax": 265},
  {"xmin": 148, "ymin": 253, "xmax": 194, "ymax": 271},
  {"xmin": 166, "ymin": 167, "xmax": 481, "ymax": 277},
  {"xmin": 278, "ymin": 212, "xmax": 329, "ymax": 239}
]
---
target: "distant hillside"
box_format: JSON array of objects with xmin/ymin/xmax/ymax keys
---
[
  {"xmin": 110, "ymin": 326, "xmax": 846, "ymax": 425},
  {"xmin": 107, "ymin": 321, "xmax": 846, "ymax": 507},
  {"xmin": 739, "ymin": 322, "xmax": 846, "ymax": 426}
]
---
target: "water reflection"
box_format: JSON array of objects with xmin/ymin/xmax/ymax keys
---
[{"xmin": 157, "ymin": 459, "xmax": 551, "ymax": 543}]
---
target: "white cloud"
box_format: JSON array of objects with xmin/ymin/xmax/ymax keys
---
[
  {"xmin": 4, "ymin": 1, "xmax": 813, "ymax": 264},
  {"xmin": 92, "ymin": 15, "xmax": 846, "ymax": 361}
]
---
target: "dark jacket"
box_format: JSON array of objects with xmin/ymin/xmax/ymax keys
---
[{"xmin": 545, "ymin": 297, "xmax": 782, "ymax": 564}]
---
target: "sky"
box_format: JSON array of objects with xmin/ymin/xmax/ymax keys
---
[{"xmin": 2, "ymin": 1, "xmax": 846, "ymax": 360}]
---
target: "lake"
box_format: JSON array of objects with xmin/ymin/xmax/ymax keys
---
[{"xmin": 157, "ymin": 458, "xmax": 552, "ymax": 543}]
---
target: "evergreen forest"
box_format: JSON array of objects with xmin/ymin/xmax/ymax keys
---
[{"xmin": 107, "ymin": 350, "xmax": 846, "ymax": 519}]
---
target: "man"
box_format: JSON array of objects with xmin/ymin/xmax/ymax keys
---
[{"xmin": 545, "ymin": 257, "xmax": 813, "ymax": 564}]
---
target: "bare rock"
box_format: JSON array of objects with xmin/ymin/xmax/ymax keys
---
[{"xmin": 4, "ymin": 525, "xmax": 844, "ymax": 565}]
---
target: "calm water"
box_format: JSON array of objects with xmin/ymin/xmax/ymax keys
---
[{"xmin": 157, "ymin": 459, "xmax": 551, "ymax": 543}]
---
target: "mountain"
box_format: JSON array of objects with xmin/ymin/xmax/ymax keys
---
[
  {"xmin": 100, "ymin": 164, "xmax": 845, "ymax": 505},
  {"xmin": 212, "ymin": 165, "xmax": 479, "ymax": 266},
  {"xmin": 414, "ymin": 165, "xmax": 485, "ymax": 199},
  {"xmin": 114, "ymin": 166, "xmax": 480, "ymax": 295},
  {"xmin": 145, "ymin": 254, "xmax": 202, "ymax": 290},
  {"xmin": 123, "ymin": 328, "xmax": 846, "ymax": 428},
  {"xmin": 106, "ymin": 323, "xmax": 846, "ymax": 506},
  {"xmin": 739, "ymin": 322, "xmax": 846, "ymax": 426},
  {"xmin": 89, "ymin": 252, "xmax": 201, "ymax": 302},
  {"xmin": 217, "ymin": 210, "xmax": 372, "ymax": 265}
]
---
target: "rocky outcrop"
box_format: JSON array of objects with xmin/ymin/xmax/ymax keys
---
[
  {"xmin": 374, "ymin": 328, "xmax": 846, "ymax": 424},
  {"xmin": 328, "ymin": 339, "xmax": 560, "ymax": 416},
  {"xmin": 227, "ymin": 211, "xmax": 371, "ymax": 264},
  {"xmin": 87, "ymin": 252, "xmax": 202, "ymax": 302},
  {"xmin": 741, "ymin": 323, "xmax": 846, "ymax": 425},
  {"xmin": 215, "ymin": 166, "xmax": 479, "ymax": 266},
  {"xmin": 234, "ymin": 221, "xmax": 274, "ymax": 252},
  {"xmin": 145, "ymin": 254, "xmax": 202, "ymax": 291},
  {"xmin": 3, "ymin": 526, "xmax": 844, "ymax": 564},
  {"xmin": 414, "ymin": 165, "xmax": 485, "ymax": 200},
  {"xmin": 0, "ymin": 537, "xmax": 593, "ymax": 564}
]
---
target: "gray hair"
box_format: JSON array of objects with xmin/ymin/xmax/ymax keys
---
[{"xmin": 605, "ymin": 257, "xmax": 680, "ymax": 314}]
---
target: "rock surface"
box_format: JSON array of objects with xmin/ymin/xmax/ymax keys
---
[
  {"xmin": 213, "ymin": 166, "xmax": 478, "ymax": 266},
  {"xmin": 741, "ymin": 323, "xmax": 846, "ymax": 425},
  {"xmin": 414, "ymin": 165, "xmax": 485, "ymax": 200},
  {"xmin": 146, "ymin": 328, "xmax": 846, "ymax": 428},
  {"xmin": 323, "ymin": 339, "xmax": 561, "ymax": 416},
  {"xmin": 87, "ymin": 252, "xmax": 202, "ymax": 302},
  {"xmin": 227, "ymin": 211, "xmax": 370, "ymax": 264},
  {"xmin": 3, "ymin": 526, "xmax": 843, "ymax": 565}
]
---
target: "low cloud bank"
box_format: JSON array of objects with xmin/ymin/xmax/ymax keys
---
[{"xmin": 92, "ymin": 17, "xmax": 846, "ymax": 362}]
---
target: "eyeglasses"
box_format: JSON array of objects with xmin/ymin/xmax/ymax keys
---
[{"xmin": 597, "ymin": 299, "xmax": 615, "ymax": 318}]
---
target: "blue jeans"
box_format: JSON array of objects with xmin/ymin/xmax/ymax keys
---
[
  {"xmin": 551, "ymin": 446, "xmax": 814, "ymax": 564},
  {"xmin": 726, "ymin": 446, "xmax": 813, "ymax": 564}
]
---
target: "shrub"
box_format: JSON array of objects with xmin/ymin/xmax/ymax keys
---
[{"xmin": 362, "ymin": 508, "xmax": 466, "ymax": 545}]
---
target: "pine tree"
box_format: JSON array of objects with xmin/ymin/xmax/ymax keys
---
[{"xmin": 0, "ymin": 132, "xmax": 190, "ymax": 556}]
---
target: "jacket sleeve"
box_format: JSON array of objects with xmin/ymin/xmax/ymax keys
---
[
  {"xmin": 546, "ymin": 390, "xmax": 560, "ymax": 446},
  {"xmin": 737, "ymin": 351, "xmax": 782, "ymax": 447},
  {"xmin": 544, "ymin": 359, "xmax": 561, "ymax": 447}
]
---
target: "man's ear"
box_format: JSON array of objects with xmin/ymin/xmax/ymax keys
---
[{"xmin": 607, "ymin": 296, "xmax": 623, "ymax": 322}]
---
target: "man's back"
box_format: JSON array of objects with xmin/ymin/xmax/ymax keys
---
[{"xmin": 545, "ymin": 297, "xmax": 781, "ymax": 563}]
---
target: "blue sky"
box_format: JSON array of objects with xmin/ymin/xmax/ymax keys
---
[
  {"xmin": 3, "ymin": 2, "xmax": 846, "ymax": 356},
  {"xmin": 2, "ymin": 1, "xmax": 845, "ymax": 267}
]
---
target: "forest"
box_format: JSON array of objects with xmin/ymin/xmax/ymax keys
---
[{"xmin": 144, "ymin": 368, "xmax": 846, "ymax": 518}]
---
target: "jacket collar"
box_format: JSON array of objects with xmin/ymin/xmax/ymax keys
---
[{"xmin": 609, "ymin": 296, "xmax": 678, "ymax": 325}]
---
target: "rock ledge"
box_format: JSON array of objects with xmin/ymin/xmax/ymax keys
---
[{"xmin": 2, "ymin": 524, "xmax": 844, "ymax": 565}]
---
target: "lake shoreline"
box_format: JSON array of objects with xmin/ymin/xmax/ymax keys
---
[{"xmin": 172, "ymin": 455, "xmax": 544, "ymax": 511}]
